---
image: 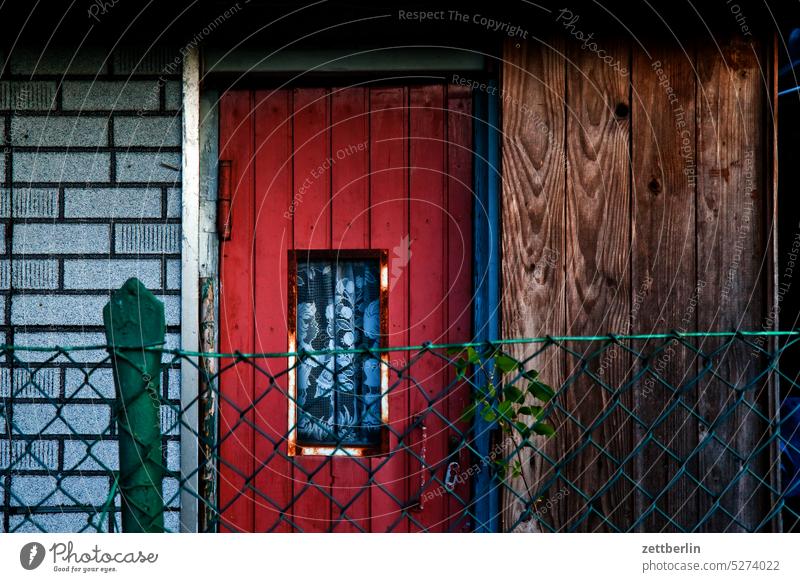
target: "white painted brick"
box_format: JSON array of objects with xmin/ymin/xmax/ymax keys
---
[
  {"xmin": 163, "ymin": 476, "xmax": 179, "ymax": 508},
  {"xmin": 115, "ymin": 223, "xmax": 180, "ymax": 254},
  {"xmin": 64, "ymin": 188, "xmax": 161, "ymax": 218},
  {"xmin": 0, "ymin": 438, "xmax": 10, "ymax": 463},
  {"xmin": 161, "ymin": 405, "xmax": 179, "ymax": 436},
  {"xmin": 166, "ymin": 259, "xmax": 180, "ymax": 289},
  {"xmin": 165, "ymin": 80, "xmax": 181, "ymax": 110},
  {"xmin": 166, "ymin": 187, "xmax": 181, "ymax": 218},
  {"xmin": 0, "ymin": 367, "xmax": 8, "ymax": 396},
  {"xmin": 0, "ymin": 188, "xmax": 59, "ymax": 218},
  {"xmin": 0, "ymin": 439, "xmax": 59, "ymax": 470},
  {"xmin": 63, "ymin": 440, "xmax": 119, "ymax": 471},
  {"xmin": 12, "ymin": 292, "xmax": 177, "ymax": 326},
  {"xmin": 62, "ymin": 81, "xmax": 160, "ymax": 111},
  {"xmin": 163, "ymin": 295, "xmax": 180, "ymax": 325},
  {"xmin": 10, "ymin": 116, "xmax": 109, "ymax": 147},
  {"xmin": 10, "ymin": 476, "xmax": 61, "ymax": 506},
  {"xmin": 13, "ymin": 152, "xmax": 111, "ymax": 182},
  {"xmin": 61, "ymin": 476, "xmax": 111, "ymax": 506},
  {"xmin": 0, "ymin": 259, "xmax": 7, "ymax": 289},
  {"xmin": 166, "ymin": 440, "xmax": 180, "ymax": 471},
  {"xmin": 116, "ymin": 152, "xmax": 181, "ymax": 182},
  {"xmin": 65, "ymin": 367, "xmax": 115, "ymax": 399},
  {"xmin": 12, "ymin": 259, "xmax": 59, "ymax": 289},
  {"xmin": 11, "ymin": 295, "xmax": 108, "ymax": 326},
  {"xmin": 9, "ymin": 483, "xmax": 113, "ymax": 526},
  {"xmin": 12, "ymin": 403, "xmax": 111, "ymax": 435},
  {"xmin": 10, "ymin": 367, "xmax": 60, "ymax": 398},
  {"xmin": 13, "ymin": 224, "xmax": 110, "ymax": 254},
  {"xmin": 12, "ymin": 332, "xmax": 107, "ymax": 363},
  {"xmin": 164, "ymin": 511, "xmax": 180, "ymax": 532},
  {"xmin": 0, "ymin": 81, "xmax": 57, "ymax": 110},
  {"xmin": 114, "ymin": 116, "xmax": 181, "ymax": 147},
  {"xmin": 16, "ymin": 188, "xmax": 57, "ymax": 217},
  {"xmin": 167, "ymin": 368, "xmax": 180, "ymax": 400},
  {"xmin": 63, "ymin": 258, "xmax": 161, "ymax": 289}
]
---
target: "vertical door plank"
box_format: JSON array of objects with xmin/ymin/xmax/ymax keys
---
[
  {"xmin": 291, "ymin": 88, "xmax": 333, "ymax": 532},
  {"xmin": 500, "ymin": 38, "xmax": 568, "ymax": 532},
  {"xmin": 252, "ymin": 89, "xmax": 293, "ymax": 532},
  {"xmin": 631, "ymin": 44, "xmax": 699, "ymax": 532},
  {"xmin": 218, "ymin": 90, "xmax": 255, "ymax": 532},
  {"xmin": 565, "ymin": 38, "xmax": 633, "ymax": 531},
  {"xmin": 369, "ymin": 87, "xmax": 410, "ymax": 532},
  {"xmin": 408, "ymin": 84, "xmax": 448, "ymax": 532},
  {"xmin": 330, "ymin": 87, "xmax": 372, "ymax": 531},
  {"xmin": 696, "ymin": 35, "xmax": 768, "ymax": 532},
  {"xmin": 445, "ymin": 84, "xmax": 473, "ymax": 530}
]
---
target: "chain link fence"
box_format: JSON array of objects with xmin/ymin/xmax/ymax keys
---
[{"xmin": 2, "ymin": 331, "xmax": 799, "ymax": 532}]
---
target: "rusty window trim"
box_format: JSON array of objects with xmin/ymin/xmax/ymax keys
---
[{"xmin": 287, "ymin": 249, "xmax": 390, "ymax": 457}]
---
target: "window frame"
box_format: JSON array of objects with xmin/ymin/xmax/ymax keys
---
[{"xmin": 287, "ymin": 249, "xmax": 390, "ymax": 457}]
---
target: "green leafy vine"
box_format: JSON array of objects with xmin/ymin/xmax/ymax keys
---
[{"xmin": 449, "ymin": 345, "xmax": 556, "ymax": 479}]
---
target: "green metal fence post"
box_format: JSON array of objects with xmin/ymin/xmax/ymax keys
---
[{"xmin": 103, "ymin": 278, "xmax": 165, "ymax": 533}]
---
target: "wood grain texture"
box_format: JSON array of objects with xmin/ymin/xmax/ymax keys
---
[
  {"xmin": 695, "ymin": 35, "xmax": 770, "ymax": 532},
  {"xmin": 253, "ymin": 89, "xmax": 293, "ymax": 532},
  {"xmin": 330, "ymin": 87, "xmax": 372, "ymax": 531},
  {"xmin": 501, "ymin": 32, "xmax": 774, "ymax": 533},
  {"xmin": 291, "ymin": 88, "xmax": 333, "ymax": 532},
  {"xmin": 408, "ymin": 84, "xmax": 448, "ymax": 531},
  {"xmin": 218, "ymin": 85, "xmax": 473, "ymax": 532},
  {"xmin": 563, "ymin": 37, "xmax": 633, "ymax": 532},
  {"xmin": 500, "ymin": 38, "xmax": 567, "ymax": 532},
  {"xmin": 630, "ymin": 44, "xmax": 699, "ymax": 532},
  {"xmin": 368, "ymin": 86, "xmax": 410, "ymax": 532},
  {"xmin": 446, "ymin": 84, "xmax": 474, "ymax": 530},
  {"xmin": 217, "ymin": 90, "xmax": 255, "ymax": 532}
]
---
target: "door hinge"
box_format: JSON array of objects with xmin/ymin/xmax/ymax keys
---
[{"xmin": 217, "ymin": 160, "xmax": 232, "ymax": 240}]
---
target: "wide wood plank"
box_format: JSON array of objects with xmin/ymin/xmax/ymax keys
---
[
  {"xmin": 564, "ymin": 37, "xmax": 633, "ymax": 532},
  {"xmin": 500, "ymin": 37, "xmax": 568, "ymax": 532},
  {"xmin": 695, "ymin": 35, "xmax": 770, "ymax": 532},
  {"xmin": 291, "ymin": 88, "xmax": 333, "ymax": 532},
  {"xmin": 330, "ymin": 87, "xmax": 372, "ymax": 531},
  {"xmin": 631, "ymin": 43, "xmax": 699, "ymax": 532},
  {"xmin": 408, "ymin": 84, "xmax": 448, "ymax": 531},
  {"xmin": 253, "ymin": 89, "xmax": 293, "ymax": 532},
  {"xmin": 218, "ymin": 90, "xmax": 255, "ymax": 532},
  {"xmin": 368, "ymin": 86, "xmax": 410, "ymax": 532}
]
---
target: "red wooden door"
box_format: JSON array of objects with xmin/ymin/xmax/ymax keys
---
[{"xmin": 218, "ymin": 85, "xmax": 473, "ymax": 532}]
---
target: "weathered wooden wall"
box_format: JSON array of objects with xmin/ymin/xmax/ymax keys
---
[{"xmin": 501, "ymin": 33, "xmax": 775, "ymax": 531}]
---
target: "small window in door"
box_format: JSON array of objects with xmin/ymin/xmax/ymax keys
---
[{"xmin": 288, "ymin": 250, "xmax": 389, "ymax": 456}]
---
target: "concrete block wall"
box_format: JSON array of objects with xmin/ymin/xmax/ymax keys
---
[{"xmin": 1, "ymin": 46, "xmax": 182, "ymax": 532}]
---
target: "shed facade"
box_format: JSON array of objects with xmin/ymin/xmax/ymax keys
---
[
  {"xmin": 501, "ymin": 32, "xmax": 776, "ymax": 531},
  {"xmin": 0, "ymin": 0, "xmax": 792, "ymax": 532}
]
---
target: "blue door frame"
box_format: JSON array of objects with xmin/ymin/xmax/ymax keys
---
[{"xmin": 472, "ymin": 82, "xmax": 501, "ymax": 532}]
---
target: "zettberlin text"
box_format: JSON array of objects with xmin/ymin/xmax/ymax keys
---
[{"xmin": 642, "ymin": 543, "xmax": 701, "ymax": 554}]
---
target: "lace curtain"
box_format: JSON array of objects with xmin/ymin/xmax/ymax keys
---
[{"xmin": 296, "ymin": 259, "xmax": 381, "ymax": 446}]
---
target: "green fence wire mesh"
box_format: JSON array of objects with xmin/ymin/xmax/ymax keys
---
[{"xmin": 2, "ymin": 331, "xmax": 799, "ymax": 532}]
